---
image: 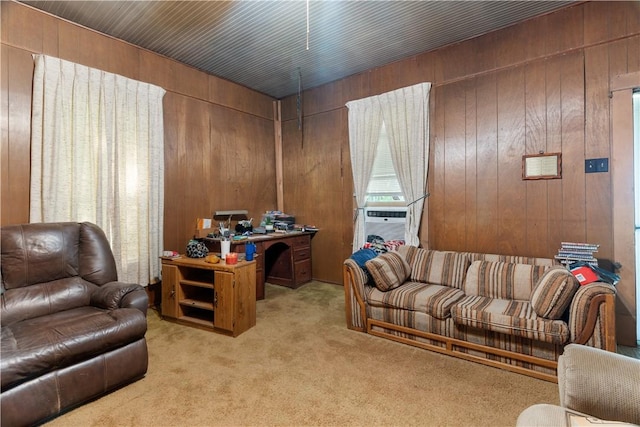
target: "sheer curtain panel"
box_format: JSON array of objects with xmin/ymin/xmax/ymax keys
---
[
  {"xmin": 346, "ymin": 82, "xmax": 431, "ymax": 249},
  {"xmin": 30, "ymin": 54, "xmax": 166, "ymax": 286},
  {"xmin": 378, "ymin": 82, "xmax": 431, "ymax": 247},
  {"xmin": 345, "ymin": 96, "xmax": 383, "ymax": 251}
]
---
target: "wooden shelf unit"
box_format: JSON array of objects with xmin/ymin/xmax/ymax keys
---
[{"xmin": 161, "ymin": 257, "xmax": 256, "ymax": 337}]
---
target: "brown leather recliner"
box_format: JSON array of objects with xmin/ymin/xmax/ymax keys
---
[{"xmin": 1, "ymin": 222, "xmax": 149, "ymax": 427}]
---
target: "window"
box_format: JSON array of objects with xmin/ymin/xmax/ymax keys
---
[{"xmin": 366, "ymin": 123, "xmax": 405, "ymax": 203}]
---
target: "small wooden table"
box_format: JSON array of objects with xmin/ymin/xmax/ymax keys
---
[
  {"xmin": 161, "ymin": 257, "xmax": 256, "ymax": 337},
  {"xmin": 204, "ymin": 231, "xmax": 314, "ymax": 300}
]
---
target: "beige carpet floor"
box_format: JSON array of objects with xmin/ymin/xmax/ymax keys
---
[{"xmin": 45, "ymin": 281, "xmax": 557, "ymax": 427}]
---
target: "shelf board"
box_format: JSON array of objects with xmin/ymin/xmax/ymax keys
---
[
  {"xmin": 178, "ymin": 315, "xmax": 214, "ymax": 329},
  {"xmin": 180, "ymin": 279, "xmax": 213, "ymax": 289},
  {"xmin": 179, "ymin": 299, "xmax": 214, "ymax": 311}
]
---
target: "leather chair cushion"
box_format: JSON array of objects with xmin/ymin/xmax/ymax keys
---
[
  {"xmin": 0, "ymin": 306, "xmax": 147, "ymax": 390},
  {"xmin": 0, "ymin": 277, "xmax": 96, "ymax": 326},
  {"xmin": 1, "ymin": 222, "xmax": 81, "ymax": 289}
]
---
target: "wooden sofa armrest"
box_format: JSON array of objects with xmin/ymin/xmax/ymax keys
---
[
  {"xmin": 568, "ymin": 283, "xmax": 616, "ymax": 351},
  {"xmin": 343, "ymin": 260, "xmax": 368, "ymax": 331}
]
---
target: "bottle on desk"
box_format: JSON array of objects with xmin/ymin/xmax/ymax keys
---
[{"xmin": 245, "ymin": 242, "xmax": 256, "ymax": 261}]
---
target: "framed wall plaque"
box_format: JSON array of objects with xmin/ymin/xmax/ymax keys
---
[{"xmin": 522, "ymin": 152, "xmax": 562, "ymax": 180}]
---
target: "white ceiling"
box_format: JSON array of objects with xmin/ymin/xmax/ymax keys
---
[{"xmin": 21, "ymin": 1, "xmax": 575, "ymax": 99}]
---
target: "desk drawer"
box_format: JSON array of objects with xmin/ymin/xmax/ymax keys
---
[
  {"xmin": 294, "ymin": 259, "xmax": 312, "ymax": 284},
  {"xmin": 290, "ymin": 235, "xmax": 310, "ymax": 247},
  {"xmin": 293, "ymin": 246, "xmax": 311, "ymax": 261}
]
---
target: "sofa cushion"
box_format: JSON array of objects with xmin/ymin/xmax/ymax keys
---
[
  {"xmin": 366, "ymin": 281, "xmax": 466, "ymax": 319},
  {"xmin": 0, "ymin": 306, "xmax": 147, "ymax": 390},
  {"xmin": 530, "ymin": 267, "xmax": 579, "ymax": 319},
  {"xmin": 398, "ymin": 246, "xmax": 470, "ymax": 289},
  {"xmin": 451, "ymin": 295, "xmax": 570, "ymax": 345},
  {"xmin": 365, "ymin": 251, "xmax": 411, "ymax": 292},
  {"xmin": 463, "ymin": 260, "xmax": 548, "ymax": 300}
]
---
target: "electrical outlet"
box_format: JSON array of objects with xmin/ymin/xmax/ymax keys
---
[{"xmin": 585, "ymin": 159, "xmax": 597, "ymax": 173}]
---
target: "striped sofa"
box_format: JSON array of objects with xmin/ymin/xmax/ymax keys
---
[{"xmin": 343, "ymin": 246, "xmax": 616, "ymax": 382}]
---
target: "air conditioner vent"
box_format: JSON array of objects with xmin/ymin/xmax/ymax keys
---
[
  {"xmin": 366, "ymin": 210, "xmax": 407, "ymax": 219},
  {"xmin": 364, "ymin": 207, "xmax": 407, "ymax": 242}
]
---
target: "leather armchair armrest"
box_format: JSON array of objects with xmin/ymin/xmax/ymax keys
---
[
  {"xmin": 91, "ymin": 281, "xmax": 149, "ymax": 316},
  {"xmin": 558, "ymin": 344, "xmax": 640, "ymax": 425}
]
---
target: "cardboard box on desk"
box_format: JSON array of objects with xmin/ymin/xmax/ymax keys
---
[
  {"xmin": 194, "ymin": 228, "xmax": 215, "ymax": 238},
  {"xmin": 195, "ymin": 217, "xmax": 214, "ymax": 238}
]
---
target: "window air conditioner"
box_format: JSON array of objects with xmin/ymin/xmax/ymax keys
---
[{"xmin": 364, "ymin": 207, "xmax": 407, "ymax": 242}]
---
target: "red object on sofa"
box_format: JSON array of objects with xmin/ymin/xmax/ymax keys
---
[{"xmin": 571, "ymin": 265, "xmax": 599, "ymax": 286}]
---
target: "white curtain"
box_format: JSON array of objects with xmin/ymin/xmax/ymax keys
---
[
  {"xmin": 346, "ymin": 82, "xmax": 431, "ymax": 250},
  {"xmin": 30, "ymin": 54, "xmax": 166, "ymax": 286},
  {"xmin": 378, "ymin": 82, "xmax": 431, "ymax": 247},
  {"xmin": 345, "ymin": 96, "xmax": 383, "ymax": 251}
]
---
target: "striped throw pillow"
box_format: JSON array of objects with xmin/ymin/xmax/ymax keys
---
[
  {"xmin": 530, "ymin": 267, "xmax": 579, "ymax": 319},
  {"xmin": 365, "ymin": 251, "xmax": 411, "ymax": 292}
]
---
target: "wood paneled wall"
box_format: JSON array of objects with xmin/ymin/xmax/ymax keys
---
[
  {"xmin": 281, "ymin": 2, "xmax": 640, "ymax": 287},
  {"xmin": 2, "ymin": 0, "xmax": 640, "ymax": 298},
  {"xmin": 1, "ymin": 1, "xmax": 276, "ymax": 255}
]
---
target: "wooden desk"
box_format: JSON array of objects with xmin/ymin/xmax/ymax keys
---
[{"xmin": 204, "ymin": 231, "xmax": 314, "ymax": 300}]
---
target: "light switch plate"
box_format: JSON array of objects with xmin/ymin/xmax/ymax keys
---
[{"xmin": 585, "ymin": 158, "xmax": 608, "ymax": 173}]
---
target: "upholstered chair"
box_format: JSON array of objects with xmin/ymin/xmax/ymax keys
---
[{"xmin": 516, "ymin": 343, "xmax": 640, "ymax": 426}]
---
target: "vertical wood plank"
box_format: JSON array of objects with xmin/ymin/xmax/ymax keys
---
[
  {"xmin": 559, "ymin": 52, "xmax": 586, "ymax": 244},
  {"xmin": 274, "ymin": 101, "xmax": 283, "ymax": 211},
  {"xmin": 5, "ymin": 47, "xmax": 33, "ymax": 225},
  {"xmin": 584, "ymin": 44, "xmax": 613, "ymax": 261},
  {"xmin": 524, "ymin": 60, "xmax": 549, "ymax": 257},
  {"xmin": 545, "ymin": 56, "xmax": 564, "ymax": 255},
  {"xmin": 162, "ymin": 92, "xmax": 181, "ymax": 251},
  {"xmin": 1, "ymin": 44, "xmax": 9, "ymax": 224},
  {"xmin": 429, "ymin": 85, "xmax": 446, "ymax": 249},
  {"xmin": 443, "ymin": 82, "xmax": 467, "ymax": 251},
  {"xmin": 464, "ymin": 78, "xmax": 478, "ymax": 252},
  {"xmin": 474, "ymin": 74, "xmax": 498, "ymax": 254},
  {"xmin": 496, "ymin": 67, "xmax": 526, "ymax": 255}
]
